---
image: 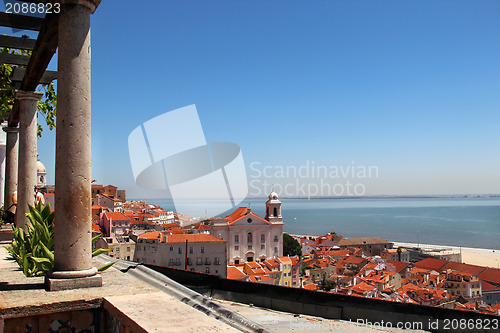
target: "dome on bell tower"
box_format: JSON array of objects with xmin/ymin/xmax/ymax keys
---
[
  {"xmin": 37, "ymin": 156, "xmax": 47, "ymax": 187},
  {"xmin": 269, "ymin": 190, "xmax": 279, "ymax": 200}
]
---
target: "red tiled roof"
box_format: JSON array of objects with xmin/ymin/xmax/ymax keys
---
[
  {"xmin": 165, "ymin": 226, "xmax": 187, "ymax": 234},
  {"xmin": 225, "ymin": 207, "xmax": 269, "ymax": 225},
  {"xmin": 387, "ymin": 260, "xmax": 411, "ymax": 273},
  {"xmin": 195, "ymin": 224, "xmax": 210, "ymax": 231},
  {"xmin": 277, "ymin": 256, "xmax": 292, "ymax": 263},
  {"xmin": 303, "ymin": 284, "xmax": 318, "ymax": 291},
  {"xmin": 138, "ymin": 231, "xmax": 161, "ymax": 240},
  {"xmin": 442, "ymin": 262, "xmax": 486, "ymax": 276},
  {"xmin": 104, "ymin": 212, "xmax": 130, "ymax": 221},
  {"xmin": 414, "ymin": 258, "xmax": 448, "ymax": 272},
  {"xmin": 227, "ymin": 266, "xmax": 247, "ymax": 280},
  {"xmin": 481, "ymin": 280, "xmax": 500, "ymax": 291},
  {"xmin": 477, "ymin": 267, "xmax": 500, "ymax": 285},
  {"xmin": 249, "ymin": 275, "xmax": 273, "ymax": 282},
  {"xmin": 344, "ymin": 256, "xmax": 366, "ymax": 265}
]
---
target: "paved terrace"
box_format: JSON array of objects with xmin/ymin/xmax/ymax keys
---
[{"xmin": 0, "ymin": 232, "xmax": 419, "ymax": 332}]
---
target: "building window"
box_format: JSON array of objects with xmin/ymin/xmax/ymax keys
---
[
  {"xmin": 234, "ymin": 259, "xmax": 239, "ymax": 265},
  {"xmin": 274, "ymin": 207, "xmax": 277, "ymax": 217},
  {"xmin": 234, "ymin": 234, "xmax": 239, "ymax": 244},
  {"xmin": 247, "ymin": 257, "xmax": 253, "ymax": 262},
  {"xmin": 189, "ymin": 247, "xmax": 193, "ymax": 254},
  {"xmin": 248, "ymin": 232, "xmax": 253, "ymax": 243},
  {"xmin": 178, "ymin": 247, "xmax": 182, "ymax": 254},
  {"xmin": 191, "ymin": 268, "xmax": 195, "ymax": 272},
  {"xmin": 205, "ymin": 258, "xmax": 211, "ymax": 265},
  {"xmin": 175, "ymin": 258, "xmax": 180, "ymax": 266},
  {"xmin": 126, "ymin": 247, "xmax": 130, "ymax": 252},
  {"xmin": 197, "ymin": 258, "xmax": 202, "ymax": 265},
  {"xmin": 205, "ymin": 267, "xmax": 210, "ymax": 274},
  {"xmin": 261, "ymin": 234, "xmax": 265, "ymax": 243},
  {"xmin": 169, "ymin": 259, "xmax": 174, "ymax": 266},
  {"xmin": 261, "ymin": 244, "xmax": 265, "ymax": 250},
  {"xmin": 235, "ymin": 245, "xmax": 239, "ymax": 251},
  {"xmin": 170, "ymin": 246, "xmax": 173, "ymax": 252},
  {"xmin": 214, "ymin": 257, "xmax": 220, "ymax": 265},
  {"xmin": 187, "ymin": 258, "xmax": 192, "ymax": 266},
  {"xmin": 285, "ymin": 281, "xmax": 288, "ymax": 286},
  {"xmin": 201, "ymin": 246, "xmax": 205, "ymax": 253},
  {"xmin": 248, "ymin": 245, "xmax": 252, "ymax": 250},
  {"xmin": 274, "ymin": 235, "xmax": 278, "ymax": 242}
]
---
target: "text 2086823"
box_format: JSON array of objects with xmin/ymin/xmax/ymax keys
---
[{"xmin": 5, "ymin": 2, "xmax": 61, "ymax": 14}]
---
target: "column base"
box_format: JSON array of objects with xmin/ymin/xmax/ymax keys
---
[{"xmin": 45, "ymin": 268, "xmax": 103, "ymax": 291}]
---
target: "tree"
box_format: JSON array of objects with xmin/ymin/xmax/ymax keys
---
[
  {"xmin": 320, "ymin": 273, "xmax": 336, "ymax": 292},
  {"xmin": 283, "ymin": 233, "xmax": 302, "ymax": 257},
  {"xmin": 1, "ymin": 44, "xmax": 56, "ymax": 137}
]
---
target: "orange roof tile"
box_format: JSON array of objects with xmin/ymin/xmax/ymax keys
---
[
  {"xmin": 104, "ymin": 212, "xmax": 130, "ymax": 221},
  {"xmin": 414, "ymin": 258, "xmax": 448, "ymax": 272},
  {"xmin": 224, "ymin": 207, "xmax": 269, "ymax": 225},
  {"xmin": 478, "ymin": 267, "xmax": 500, "ymax": 285},
  {"xmin": 138, "ymin": 231, "xmax": 161, "ymax": 240},
  {"xmin": 165, "ymin": 226, "xmax": 187, "ymax": 234},
  {"xmin": 249, "ymin": 275, "xmax": 274, "ymax": 282},
  {"xmin": 227, "ymin": 266, "xmax": 247, "ymax": 280},
  {"xmin": 303, "ymin": 284, "xmax": 318, "ymax": 291}
]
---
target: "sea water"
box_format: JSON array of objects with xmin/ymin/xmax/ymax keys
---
[{"xmin": 138, "ymin": 197, "xmax": 500, "ymax": 250}]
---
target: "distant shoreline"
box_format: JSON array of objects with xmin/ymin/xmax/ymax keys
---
[
  {"xmin": 131, "ymin": 195, "xmax": 500, "ymax": 201},
  {"xmin": 290, "ymin": 234, "xmax": 500, "ymax": 254}
]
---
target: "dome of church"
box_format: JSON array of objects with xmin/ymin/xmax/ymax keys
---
[
  {"xmin": 37, "ymin": 160, "xmax": 46, "ymax": 174},
  {"xmin": 37, "ymin": 158, "xmax": 47, "ymax": 187}
]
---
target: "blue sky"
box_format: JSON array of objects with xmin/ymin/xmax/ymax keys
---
[{"xmin": 3, "ymin": 1, "xmax": 500, "ymax": 198}]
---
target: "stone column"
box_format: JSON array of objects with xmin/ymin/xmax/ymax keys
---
[
  {"xmin": 45, "ymin": 0, "xmax": 102, "ymax": 291},
  {"xmin": 16, "ymin": 91, "xmax": 43, "ymax": 231},
  {"xmin": 3, "ymin": 127, "xmax": 19, "ymax": 214}
]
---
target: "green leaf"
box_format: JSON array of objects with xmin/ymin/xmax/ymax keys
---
[
  {"xmin": 92, "ymin": 248, "xmax": 112, "ymax": 257},
  {"xmin": 40, "ymin": 242, "xmax": 54, "ymax": 264},
  {"xmin": 92, "ymin": 233, "xmax": 102, "ymax": 243},
  {"xmin": 98, "ymin": 261, "xmax": 117, "ymax": 272}
]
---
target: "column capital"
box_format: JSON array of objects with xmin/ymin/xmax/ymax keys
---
[
  {"xmin": 2, "ymin": 126, "xmax": 19, "ymax": 133},
  {"xmin": 15, "ymin": 90, "xmax": 44, "ymax": 101},
  {"xmin": 58, "ymin": 0, "xmax": 102, "ymax": 13}
]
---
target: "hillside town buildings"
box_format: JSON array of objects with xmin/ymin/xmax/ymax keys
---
[{"xmin": 85, "ymin": 187, "xmax": 499, "ymax": 317}]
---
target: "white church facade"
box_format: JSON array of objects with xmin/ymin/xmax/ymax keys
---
[{"xmin": 209, "ymin": 191, "xmax": 284, "ymax": 264}]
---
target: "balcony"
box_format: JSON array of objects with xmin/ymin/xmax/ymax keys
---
[{"xmin": 0, "ymin": 238, "xmax": 247, "ymax": 332}]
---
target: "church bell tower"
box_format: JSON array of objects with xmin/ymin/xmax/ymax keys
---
[{"xmin": 265, "ymin": 188, "xmax": 282, "ymax": 224}]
